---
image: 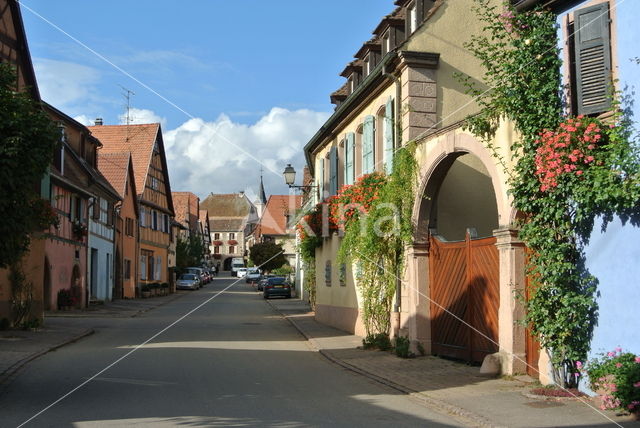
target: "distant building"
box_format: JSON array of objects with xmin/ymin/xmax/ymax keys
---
[
  {"xmin": 97, "ymin": 152, "xmax": 139, "ymax": 299},
  {"xmin": 89, "ymin": 123, "xmax": 175, "ymax": 291},
  {"xmin": 250, "ymin": 195, "xmax": 302, "ymax": 268},
  {"xmin": 200, "ymin": 192, "xmax": 257, "ymax": 271}
]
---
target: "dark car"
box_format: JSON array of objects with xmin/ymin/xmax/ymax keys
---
[
  {"xmin": 256, "ymin": 274, "xmax": 276, "ymax": 291},
  {"xmin": 263, "ymin": 277, "xmax": 291, "ymax": 299}
]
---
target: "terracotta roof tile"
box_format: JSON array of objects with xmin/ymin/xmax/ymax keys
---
[
  {"xmin": 88, "ymin": 124, "xmax": 160, "ymax": 195},
  {"xmin": 172, "ymin": 191, "xmax": 199, "ymax": 231},
  {"xmin": 97, "ymin": 152, "xmax": 131, "ymax": 198},
  {"xmin": 256, "ymin": 195, "xmax": 302, "ymax": 237}
]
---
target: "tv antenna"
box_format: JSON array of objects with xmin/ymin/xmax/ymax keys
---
[{"xmin": 119, "ymin": 84, "xmax": 135, "ymax": 127}]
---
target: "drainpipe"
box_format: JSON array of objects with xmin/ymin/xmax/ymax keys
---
[{"xmin": 382, "ymin": 58, "xmax": 403, "ymax": 338}]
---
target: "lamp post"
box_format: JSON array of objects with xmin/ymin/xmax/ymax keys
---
[{"xmin": 282, "ymin": 164, "xmax": 317, "ymax": 191}]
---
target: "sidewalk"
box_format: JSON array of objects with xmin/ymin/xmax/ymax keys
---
[
  {"xmin": 45, "ymin": 290, "xmax": 187, "ymax": 318},
  {"xmin": 267, "ymin": 297, "xmax": 639, "ymax": 428},
  {"xmin": 0, "ymin": 291, "xmax": 187, "ymax": 387}
]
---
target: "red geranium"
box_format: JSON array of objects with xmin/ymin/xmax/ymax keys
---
[{"xmin": 534, "ymin": 116, "xmax": 606, "ymax": 192}]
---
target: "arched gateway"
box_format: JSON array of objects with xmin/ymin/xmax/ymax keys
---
[{"xmin": 406, "ymin": 130, "xmax": 530, "ymax": 375}]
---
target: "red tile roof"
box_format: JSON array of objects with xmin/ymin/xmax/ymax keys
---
[
  {"xmin": 97, "ymin": 152, "xmax": 131, "ymax": 198},
  {"xmin": 172, "ymin": 192, "xmax": 199, "ymax": 232},
  {"xmin": 88, "ymin": 123, "xmax": 160, "ymax": 196},
  {"xmin": 256, "ymin": 195, "xmax": 302, "ymax": 237}
]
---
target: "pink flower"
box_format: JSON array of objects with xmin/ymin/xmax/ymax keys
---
[
  {"xmin": 635, "ymin": 356, "xmax": 640, "ymax": 363},
  {"xmin": 608, "ymin": 351, "xmax": 616, "ymax": 357},
  {"xmin": 576, "ymin": 170, "xmax": 583, "ymax": 176},
  {"xmin": 633, "ymin": 382, "xmax": 640, "ymax": 388},
  {"xmin": 615, "ymin": 347, "xmax": 622, "ymax": 353},
  {"xmin": 576, "ymin": 361, "xmax": 583, "ymax": 369},
  {"xmin": 615, "ymin": 362, "xmax": 623, "ymax": 368}
]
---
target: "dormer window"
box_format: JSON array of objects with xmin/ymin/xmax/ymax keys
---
[
  {"xmin": 364, "ymin": 58, "xmax": 370, "ymax": 77},
  {"xmin": 409, "ymin": 2, "xmax": 418, "ymax": 34},
  {"xmin": 383, "ymin": 32, "xmax": 391, "ymax": 56}
]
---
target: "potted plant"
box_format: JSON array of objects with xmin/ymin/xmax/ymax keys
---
[
  {"xmin": 141, "ymin": 284, "xmax": 151, "ymax": 298},
  {"xmin": 228, "ymin": 239, "xmax": 238, "ymax": 246},
  {"xmin": 72, "ymin": 220, "xmax": 88, "ymax": 240},
  {"xmin": 584, "ymin": 348, "xmax": 640, "ymax": 417}
]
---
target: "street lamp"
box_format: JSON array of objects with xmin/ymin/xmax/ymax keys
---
[{"xmin": 282, "ymin": 164, "xmax": 317, "ymax": 191}]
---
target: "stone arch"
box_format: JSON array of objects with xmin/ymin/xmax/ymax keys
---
[{"xmin": 413, "ymin": 131, "xmax": 510, "ymax": 243}]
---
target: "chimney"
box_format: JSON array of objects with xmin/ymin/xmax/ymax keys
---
[{"xmin": 94, "ymin": 118, "xmax": 103, "ymax": 126}]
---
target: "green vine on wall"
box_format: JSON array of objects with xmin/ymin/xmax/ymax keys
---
[
  {"xmin": 461, "ymin": 0, "xmax": 640, "ymax": 387},
  {"xmin": 337, "ymin": 143, "xmax": 418, "ymax": 338}
]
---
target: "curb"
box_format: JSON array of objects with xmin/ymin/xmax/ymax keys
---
[
  {"xmin": 0, "ymin": 328, "xmax": 94, "ymax": 387},
  {"xmin": 266, "ymin": 299, "xmax": 499, "ymax": 428}
]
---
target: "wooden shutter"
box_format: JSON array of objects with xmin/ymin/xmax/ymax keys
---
[
  {"xmin": 329, "ymin": 146, "xmax": 338, "ymax": 196},
  {"xmin": 574, "ymin": 2, "xmax": 611, "ymax": 115},
  {"xmin": 362, "ymin": 115, "xmax": 375, "ymax": 174},
  {"xmin": 344, "ymin": 133, "xmax": 355, "ymax": 185},
  {"xmin": 93, "ymin": 197, "xmax": 101, "ymax": 220},
  {"xmin": 384, "ymin": 98, "xmax": 395, "ymax": 174},
  {"xmin": 318, "ymin": 157, "xmax": 325, "ymax": 199}
]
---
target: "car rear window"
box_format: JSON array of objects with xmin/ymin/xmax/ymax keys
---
[
  {"xmin": 179, "ymin": 274, "xmax": 196, "ymax": 280},
  {"xmin": 268, "ymin": 277, "xmax": 286, "ymax": 285}
]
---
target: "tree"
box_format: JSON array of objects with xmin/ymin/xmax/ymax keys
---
[
  {"xmin": 249, "ymin": 241, "xmax": 287, "ymax": 272},
  {"xmin": 176, "ymin": 233, "xmax": 205, "ymax": 272},
  {"xmin": 0, "ymin": 63, "xmax": 59, "ymax": 268}
]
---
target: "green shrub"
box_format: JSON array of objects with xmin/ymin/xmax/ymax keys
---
[
  {"xmin": 394, "ymin": 335, "xmax": 414, "ymax": 358},
  {"xmin": 363, "ymin": 333, "xmax": 392, "ymax": 351},
  {"xmin": 585, "ymin": 348, "xmax": 640, "ymax": 413}
]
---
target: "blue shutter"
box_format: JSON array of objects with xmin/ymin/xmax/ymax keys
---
[
  {"xmin": 318, "ymin": 158, "xmax": 325, "ymax": 200},
  {"xmin": 329, "ymin": 146, "xmax": 338, "ymax": 196},
  {"xmin": 344, "ymin": 133, "xmax": 355, "ymax": 185},
  {"xmin": 384, "ymin": 97, "xmax": 395, "ymax": 174},
  {"xmin": 362, "ymin": 115, "xmax": 375, "ymax": 174}
]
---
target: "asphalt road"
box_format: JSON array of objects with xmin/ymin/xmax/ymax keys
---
[{"xmin": 0, "ymin": 277, "xmax": 464, "ymax": 427}]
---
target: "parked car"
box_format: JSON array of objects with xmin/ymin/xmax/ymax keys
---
[
  {"xmin": 263, "ymin": 277, "xmax": 291, "ymax": 299},
  {"xmin": 245, "ymin": 267, "xmax": 261, "ymax": 283},
  {"xmin": 256, "ymin": 275, "xmax": 275, "ymax": 291},
  {"xmin": 185, "ymin": 267, "xmax": 206, "ymax": 285},
  {"xmin": 176, "ymin": 273, "xmax": 200, "ymax": 290},
  {"xmin": 236, "ymin": 267, "xmax": 248, "ymax": 278}
]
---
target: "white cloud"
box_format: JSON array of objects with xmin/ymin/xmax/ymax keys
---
[
  {"xmin": 118, "ymin": 108, "xmax": 167, "ymax": 127},
  {"xmin": 73, "ymin": 115, "xmax": 94, "ymax": 126},
  {"xmin": 164, "ymin": 107, "xmax": 330, "ymax": 199},
  {"xmin": 32, "ymin": 58, "xmax": 103, "ymax": 112}
]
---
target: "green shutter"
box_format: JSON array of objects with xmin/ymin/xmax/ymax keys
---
[
  {"xmin": 40, "ymin": 167, "xmax": 51, "ymax": 200},
  {"xmin": 329, "ymin": 146, "xmax": 338, "ymax": 196},
  {"xmin": 345, "ymin": 133, "xmax": 355, "ymax": 185},
  {"xmin": 362, "ymin": 115, "xmax": 375, "ymax": 174},
  {"xmin": 574, "ymin": 2, "xmax": 611, "ymax": 115},
  {"xmin": 384, "ymin": 98, "xmax": 395, "ymax": 174}
]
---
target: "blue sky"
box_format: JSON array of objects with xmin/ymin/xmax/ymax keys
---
[{"xmin": 20, "ymin": 0, "xmax": 393, "ymax": 199}]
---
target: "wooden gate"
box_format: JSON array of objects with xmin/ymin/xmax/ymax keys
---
[{"xmin": 429, "ymin": 234, "xmax": 500, "ymax": 363}]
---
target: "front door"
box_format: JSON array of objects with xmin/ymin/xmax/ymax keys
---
[{"xmin": 428, "ymin": 233, "xmax": 500, "ymax": 363}]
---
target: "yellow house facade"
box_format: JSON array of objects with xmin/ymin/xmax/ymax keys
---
[{"xmin": 304, "ymin": 0, "xmax": 536, "ymax": 376}]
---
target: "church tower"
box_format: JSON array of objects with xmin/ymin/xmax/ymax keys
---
[{"xmin": 254, "ymin": 171, "xmax": 267, "ymax": 218}]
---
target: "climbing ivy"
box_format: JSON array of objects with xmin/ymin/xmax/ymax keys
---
[
  {"xmin": 461, "ymin": 0, "xmax": 640, "ymax": 387},
  {"xmin": 336, "ymin": 143, "xmax": 418, "ymax": 338}
]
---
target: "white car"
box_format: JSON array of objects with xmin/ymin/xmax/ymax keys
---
[
  {"xmin": 245, "ymin": 268, "xmax": 261, "ymax": 283},
  {"xmin": 236, "ymin": 267, "xmax": 248, "ymax": 278}
]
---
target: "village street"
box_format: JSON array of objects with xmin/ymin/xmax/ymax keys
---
[{"xmin": 0, "ymin": 276, "xmax": 460, "ymax": 427}]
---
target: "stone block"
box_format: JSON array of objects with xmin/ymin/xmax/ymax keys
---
[
  {"xmin": 480, "ymin": 352, "xmax": 502, "ymax": 376},
  {"xmin": 406, "ymin": 67, "xmax": 436, "ymax": 83},
  {"xmin": 409, "ymin": 81, "xmax": 436, "ymax": 98},
  {"xmin": 405, "ymin": 98, "xmax": 437, "ymax": 114},
  {"xmin": 405, "ymin": 111, "xmax": 437, "ymax": 129}
]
